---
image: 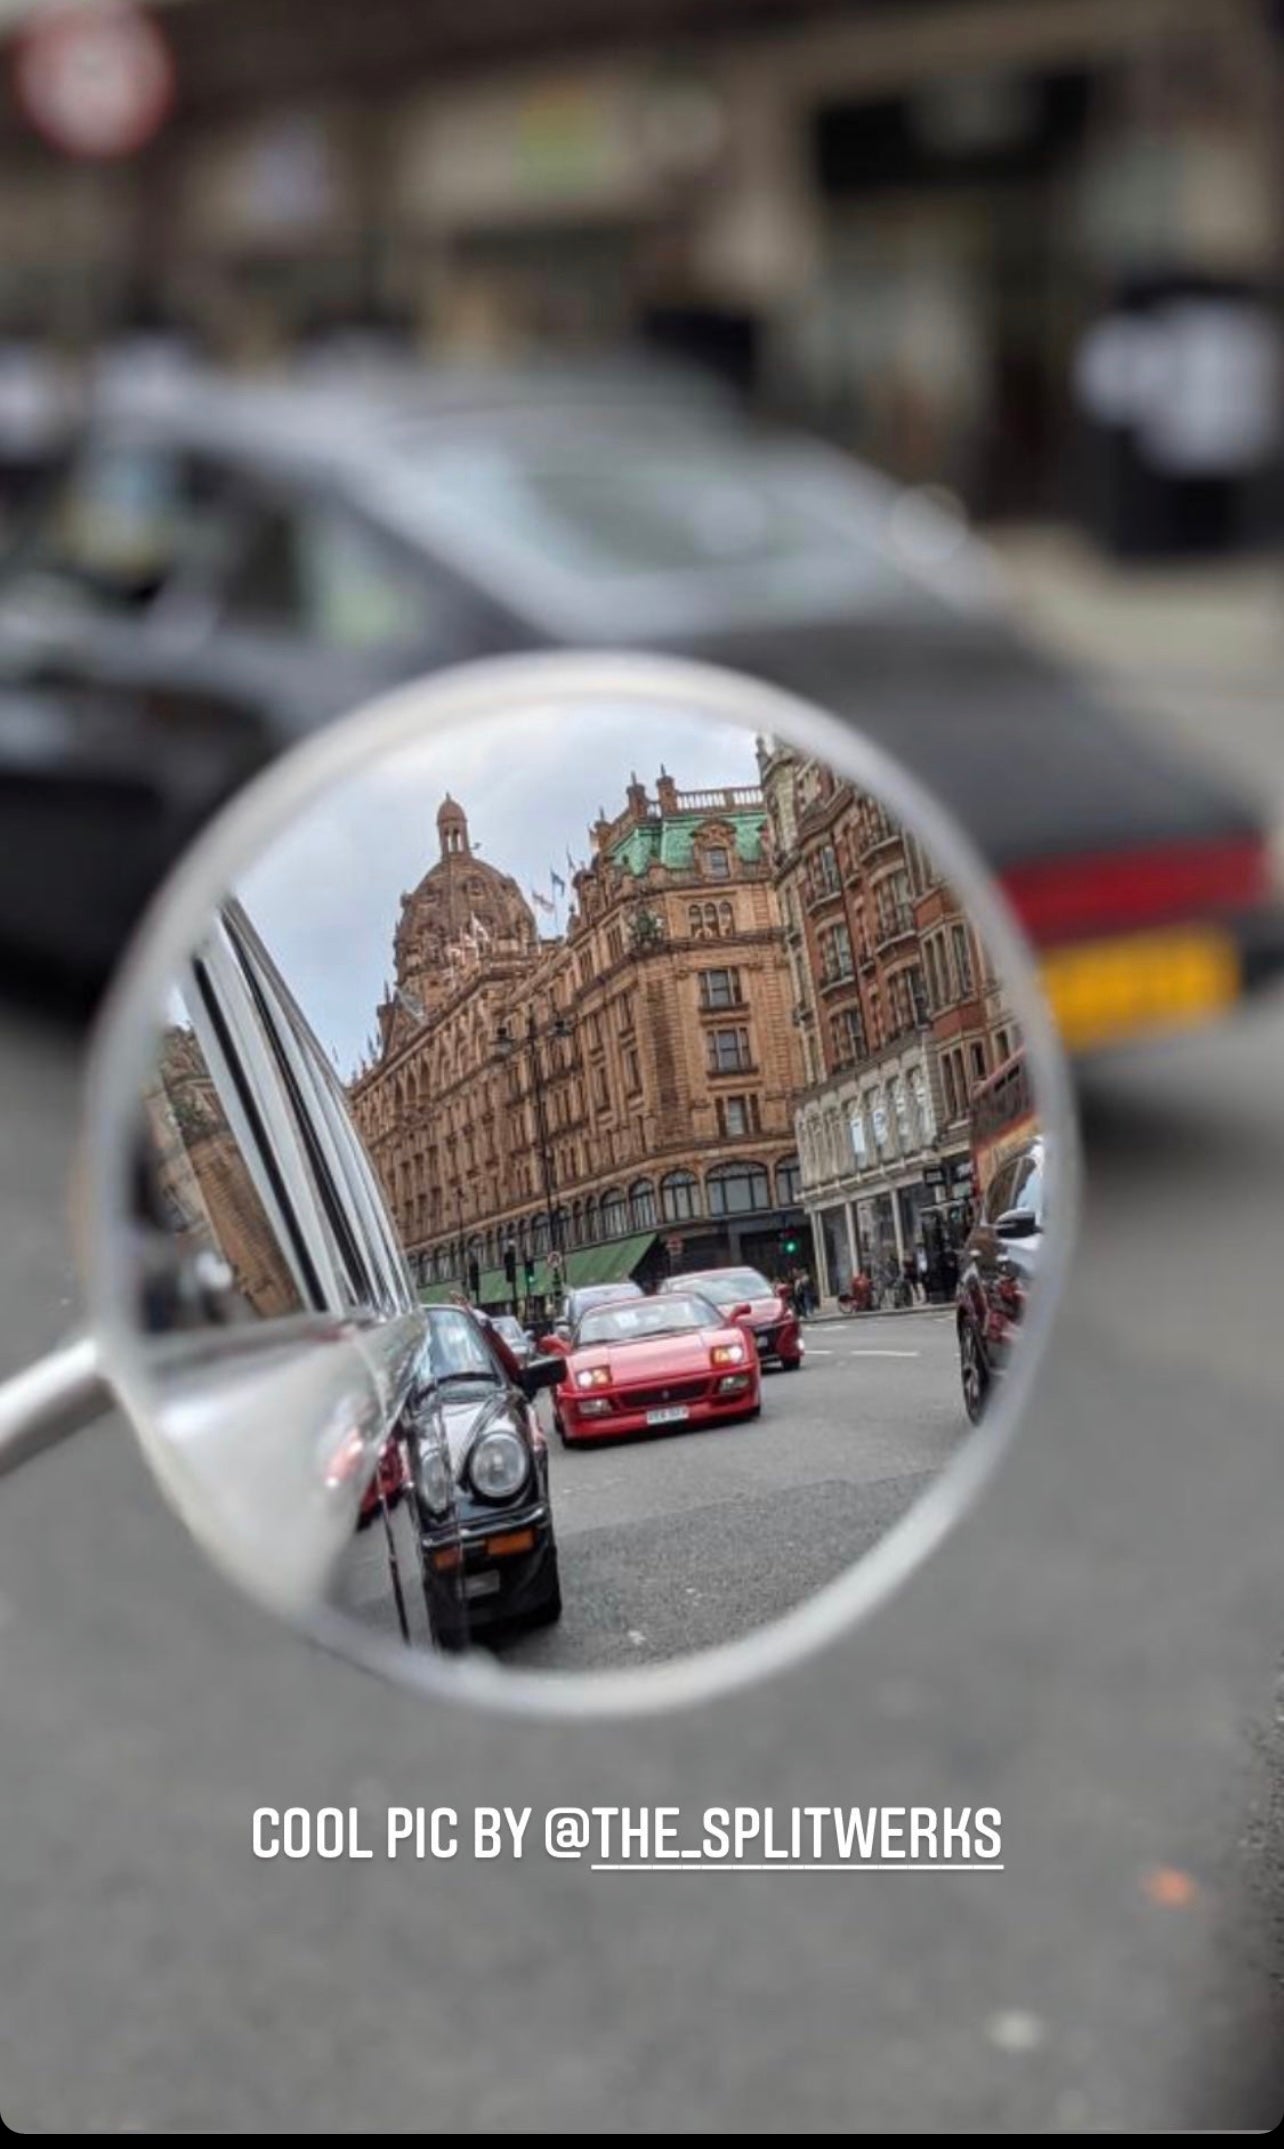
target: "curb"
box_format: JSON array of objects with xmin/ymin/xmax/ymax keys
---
[{"xmin": 804, "ymin": 1305, "xmax": 954, "ymax": 1326}]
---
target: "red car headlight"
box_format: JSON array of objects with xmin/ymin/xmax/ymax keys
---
[
  {"xmin": 575, "ymin": 1366, "xmax": 611, "ymax": 1390},
  {"xmin": 711, "ymin": 1342, "xmax": 747, "ymax": 1367}
]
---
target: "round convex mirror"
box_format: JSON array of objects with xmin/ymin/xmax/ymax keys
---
[{"xmin": 81, "ymin": 654, "xmax": 1076, "ymax": 1716}]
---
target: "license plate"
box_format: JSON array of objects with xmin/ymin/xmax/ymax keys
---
[
  {"xmin": 464, "ymin": 1570, "xmax": 502, "ymax": 1600},
  {"xmin": 646, "ymin": 1405, "xmax": 690, "ymax": 1425}
]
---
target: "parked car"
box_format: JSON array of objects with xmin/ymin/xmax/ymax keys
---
[
  {"xmin": 552, "ymin": 1290, "xmax": 761, "ymax": 1446},
  {"xmin": 2, "ymin": 361, "xmax": 1281, "ymax": 1040},
  {"xmin": 545, "ymin": 1280, "xmax": 644, "ymax": 1347},
  {"xmin": 486, "ymin": 1312, "xmax": 537, "ymax": 1366},
  {"xmin": 406, "ymin": 1303, "xmax": 565, "ymax": 1647},
  {"xmin": 955, "ymin": 1135, "xmax": 1047, "ymax": 1424},
  {"xmin": 659, "ymin": 1266, "xmax": 803, "ymax": 1370}
]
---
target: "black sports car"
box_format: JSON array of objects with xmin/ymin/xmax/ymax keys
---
[
  {"xmin": 406, "ymin": 1301, "xmax": 564, "ymax": 1649},
  {"xmin": 2, "ymin": 360, "xmax": 1280, "ymax": 1049}
]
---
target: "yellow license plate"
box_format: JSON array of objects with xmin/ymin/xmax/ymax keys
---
[{"xmin": 1040, "ymin": 926, "xmax": 1241, "ymax": 1052}]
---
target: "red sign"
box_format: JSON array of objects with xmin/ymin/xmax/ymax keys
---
[
  {"xmin": 665, "ymin": 1234, "xmax": 684, "ymax": 1260},
  {"xmin": 14, "ymin": 3, "xmax": 175, "ymax": 161}
]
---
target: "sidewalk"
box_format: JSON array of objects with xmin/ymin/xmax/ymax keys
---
[
  {"xmin": 984, "ymin": 522, "xmax": 1283, "ymax": 684},
  {"xmin": 805, "ymin": 1302, "xmax": 954, "ymax": 1326}
]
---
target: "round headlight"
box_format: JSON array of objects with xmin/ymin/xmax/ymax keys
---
[
  {"xmin": 469, "ymin": 1427, "xmax": 528, "ymax": 1502},
  {"xmin": 418, "ymin": 1443, "xmax": 454, "ymax": 1516}
]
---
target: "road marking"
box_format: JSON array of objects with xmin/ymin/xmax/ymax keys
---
[{"xmin": 840, "ymin": 1349, "xmax": 921, "ymax": 1359}]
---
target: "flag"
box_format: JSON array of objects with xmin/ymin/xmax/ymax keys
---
[
  {"xmin": 566, "ymin": 847, "xmax": 578, "ymax": 878},
  {"xmin": 550, "ymin": 869, "xmax": 566, "ymax": 897},
  {"xmin": 470, "ymin": 911, "xmax": 491, "ymax": 946},
  {"xmin": 530, "ymin": 887, "xmax": 555, "ymax": 915}
]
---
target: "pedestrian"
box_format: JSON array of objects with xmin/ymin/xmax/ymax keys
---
[{"xmin": 795, "ymin": 1267, "xmax": 813, "ymax": 1319}]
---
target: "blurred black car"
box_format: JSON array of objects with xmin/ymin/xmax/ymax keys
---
[
  {"xmin": 407, "ymin": 1301, "xmax": 564, "ymax": 1648},
  {"xmin": 2, "ymin": 360, "xmax": 1281, "ymax": 1036},
  {"xmin": 956, "ymin": 1135, "xmax": 1047, "ymax": 1425}
]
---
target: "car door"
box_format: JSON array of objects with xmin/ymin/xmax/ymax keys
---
[{"xmin": 137, "ymin": 896, "xmax": 437, "ymax": 1627}]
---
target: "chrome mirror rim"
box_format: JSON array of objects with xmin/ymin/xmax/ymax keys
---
[{"xmin": 76, "ymin": 649, "xmax": 1081, "ymax": 1722}]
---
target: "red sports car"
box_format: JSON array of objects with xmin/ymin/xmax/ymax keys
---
[
  {"xmin": 659, "ymin": 1267, "xmax": 804, "ymax": 1371},
  {"xmin": 553, "ymin": 1292, "xmax": 761, "ymax": 1446}
]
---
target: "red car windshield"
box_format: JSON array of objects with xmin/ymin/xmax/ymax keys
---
[{"xmin": 576, "ymin": 1296, "xmax": 720, "ymax": 1347}]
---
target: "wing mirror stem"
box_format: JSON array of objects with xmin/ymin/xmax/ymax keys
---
[{"xmin": 0, "ymin": 1332, "xmax": 109, "ymax": 1479}]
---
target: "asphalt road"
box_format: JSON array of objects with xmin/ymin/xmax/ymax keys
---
[
  {"xmin": 332, "ymin": 1317, "xmax": 964, "ymax": 1671},
  {"xmin": 2, "ymin": 698, "xmax": 1283, "ymax": 2129},
  {"xmin": 509, "ymin": 1316, "xmax": 964, "ymax": 1669}
]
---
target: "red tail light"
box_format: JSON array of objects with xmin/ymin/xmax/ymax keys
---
[{"xmin": 1002, "ymin": 835, "xmax": 1270, "ymax": 944}]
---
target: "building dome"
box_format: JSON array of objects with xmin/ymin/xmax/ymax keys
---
[{"xmin": 390, "ymin": 796, "xmax": 537, "ymax": 1021}]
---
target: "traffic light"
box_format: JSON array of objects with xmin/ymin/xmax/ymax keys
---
[
  {"xmin": 504, "ymin": 1241, "xmax": 517, "ymax": 1288},
  {"xmin": 782, "ymin": 1234, "xmax": 800, "ymax": 1257},
  {"xmin": 467, "ymin": 1257, "xmax": 481, "ymax": 1302},
  {"xmin": 523, "ymin": 1256, "xmax": 536, "ymax": 1288}
]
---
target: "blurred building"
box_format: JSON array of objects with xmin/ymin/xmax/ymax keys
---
[
  {"xmin": 349, "ymin": 779, "xmax": 807, "ymax": 1306},
  {"xmin": 760, "ymin": 738, "xmax": 1017, "ymax": 1305},
  {"xmin": 144, "ymin": 1021, "xmax": 301, "ymax": 1318},
  {"xmin": 0, "ymin": 0, "xmax": 1276, "ymax": 546}
]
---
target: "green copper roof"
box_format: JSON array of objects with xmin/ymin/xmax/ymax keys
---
[{"xmin": 611, "ymin": 809, "xmax": 766, "ymax": 878}]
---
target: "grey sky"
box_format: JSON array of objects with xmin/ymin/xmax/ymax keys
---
[{"xmin": 237, "ymin": 699, "xmax": 762, "ymax": 1077}]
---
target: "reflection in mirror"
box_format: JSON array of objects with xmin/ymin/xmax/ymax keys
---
[{"xmin": 120, "ymin": 688, "xmax": 1056, "ymax": 1687}]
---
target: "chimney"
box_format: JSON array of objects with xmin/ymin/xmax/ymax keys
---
[
  {"xmin": 656, "ymin": 766, "xmax": 678, "ymax": 814},
  {"xmin": 626, "ymin": 771, "xmax": 649, "ymax": 820}
]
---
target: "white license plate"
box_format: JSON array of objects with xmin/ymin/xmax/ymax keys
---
[
  {"xmin": 646, "ymin": 1405, "xmax": 690, "ymax": 1425},
  {"xmin": 464, "ymin": 1570, "xmax": 502, "ymax": 1600}
]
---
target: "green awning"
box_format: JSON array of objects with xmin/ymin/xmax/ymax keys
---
[{"xmin": 418, "ymin": 1232, "xmax": 657, "ymax": 1310}]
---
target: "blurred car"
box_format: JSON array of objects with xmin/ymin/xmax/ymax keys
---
[
  {"xmin": 955, "ymin": 1134, "xmax": 1046, "ymax": 1425},
  {"xmin": 552, "ymin": 1290, "xmax": 761, "ymax": 1446},
  {"xmin": 486, "ymin": 1312, "xmax": 537, "ymax": 1366},
  {"xmin": 357, "ymin": 1434, "xmax": 408, "ymax": 1529},
  {"xmin": 545, "ymin": 1279, "xmax": 644, "ymax": 1346},
  {"xmin": 407, "ymin": 1301, "xmax": 564, "ymax": 1646},
  {"xmin": 659, "ymin": 1266, "xmax": 803, "ymax": 1370},
  {"xmin": 2, "ymin": 358, "xmax": 1281, "ymax": 1043}
]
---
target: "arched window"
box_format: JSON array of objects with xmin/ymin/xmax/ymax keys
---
[
  {"xmin": 532, "ymin": 1212, "xmax": 550, "ymax": 1255},
  {"xmin": 601, "ymin": 1187, "xmax": 628, "ymax": 1237},
  {"xmin": 629, "ymin": 1178, "xmax": 657, "ymax": 1229},
  {"xmin": 718, "ymin": 899, "xmax": 734, "ymax": 936},
  {"xmin": 706, "ymin": 1162, "xmax": 770, "ymax": 1217},
  {"xmin": 661, "ymin": 1169, "xmax": 700, "ymax": 1222},
  {"xmin": 776, "ymin": 1156, "xmax": 803, "ymax": 1207},
  {"xmin": 582, "ymin": 1196, "xmax": 599, "ymax": 1244}
]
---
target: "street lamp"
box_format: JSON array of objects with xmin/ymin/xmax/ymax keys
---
[{"xmin": 496, "ymin": 1005, "xmax": 573, "ymax": 1262}]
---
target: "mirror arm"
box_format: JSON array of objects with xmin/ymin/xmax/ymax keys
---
[{"xmin": 0, "ymin": 1334, "xmax": 110, "ymax": 1480}]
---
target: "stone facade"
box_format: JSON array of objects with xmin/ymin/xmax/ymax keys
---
[
  {"xmin": 759, "ymin": 739, "xmax": 1019, "ymax": 1306},
  {"xmin": 349, "ymin": 775, "xmax": 808, "ymax": 1299}
]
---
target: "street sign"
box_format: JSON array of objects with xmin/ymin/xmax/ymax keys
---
[{"xmin": 14, "ymin": 3, "xmax": 175, "ymax": 161}]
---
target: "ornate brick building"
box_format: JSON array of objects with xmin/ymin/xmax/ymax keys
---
[
  {"xmin": 349, "ymin": 774, "xmax": 808, "ymax": 1306},
  {"xmin": 144, "ymin": 1023, "xmax": 300, "ymax": 1321},
  {"xmin": 759, "ymin": 739, "xmax": 1019, "ymax": 1305}
]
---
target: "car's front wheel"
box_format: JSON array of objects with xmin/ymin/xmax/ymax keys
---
[{"xmin": 959, "ymin": 1319, "xmax": 989, "ymax": 1424}]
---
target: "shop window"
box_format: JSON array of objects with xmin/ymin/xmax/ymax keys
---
[
  {"xmin": 706, "ymin": 1162, "xmax": 770, "ymax": 1216},
  {"xmin": 661, "ymin": 1171, "xmax": 700, "ymax": 1221},
  {"xmin": 777, "ymin": 1156, "xmax": 803, "ymax": 1205}
]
